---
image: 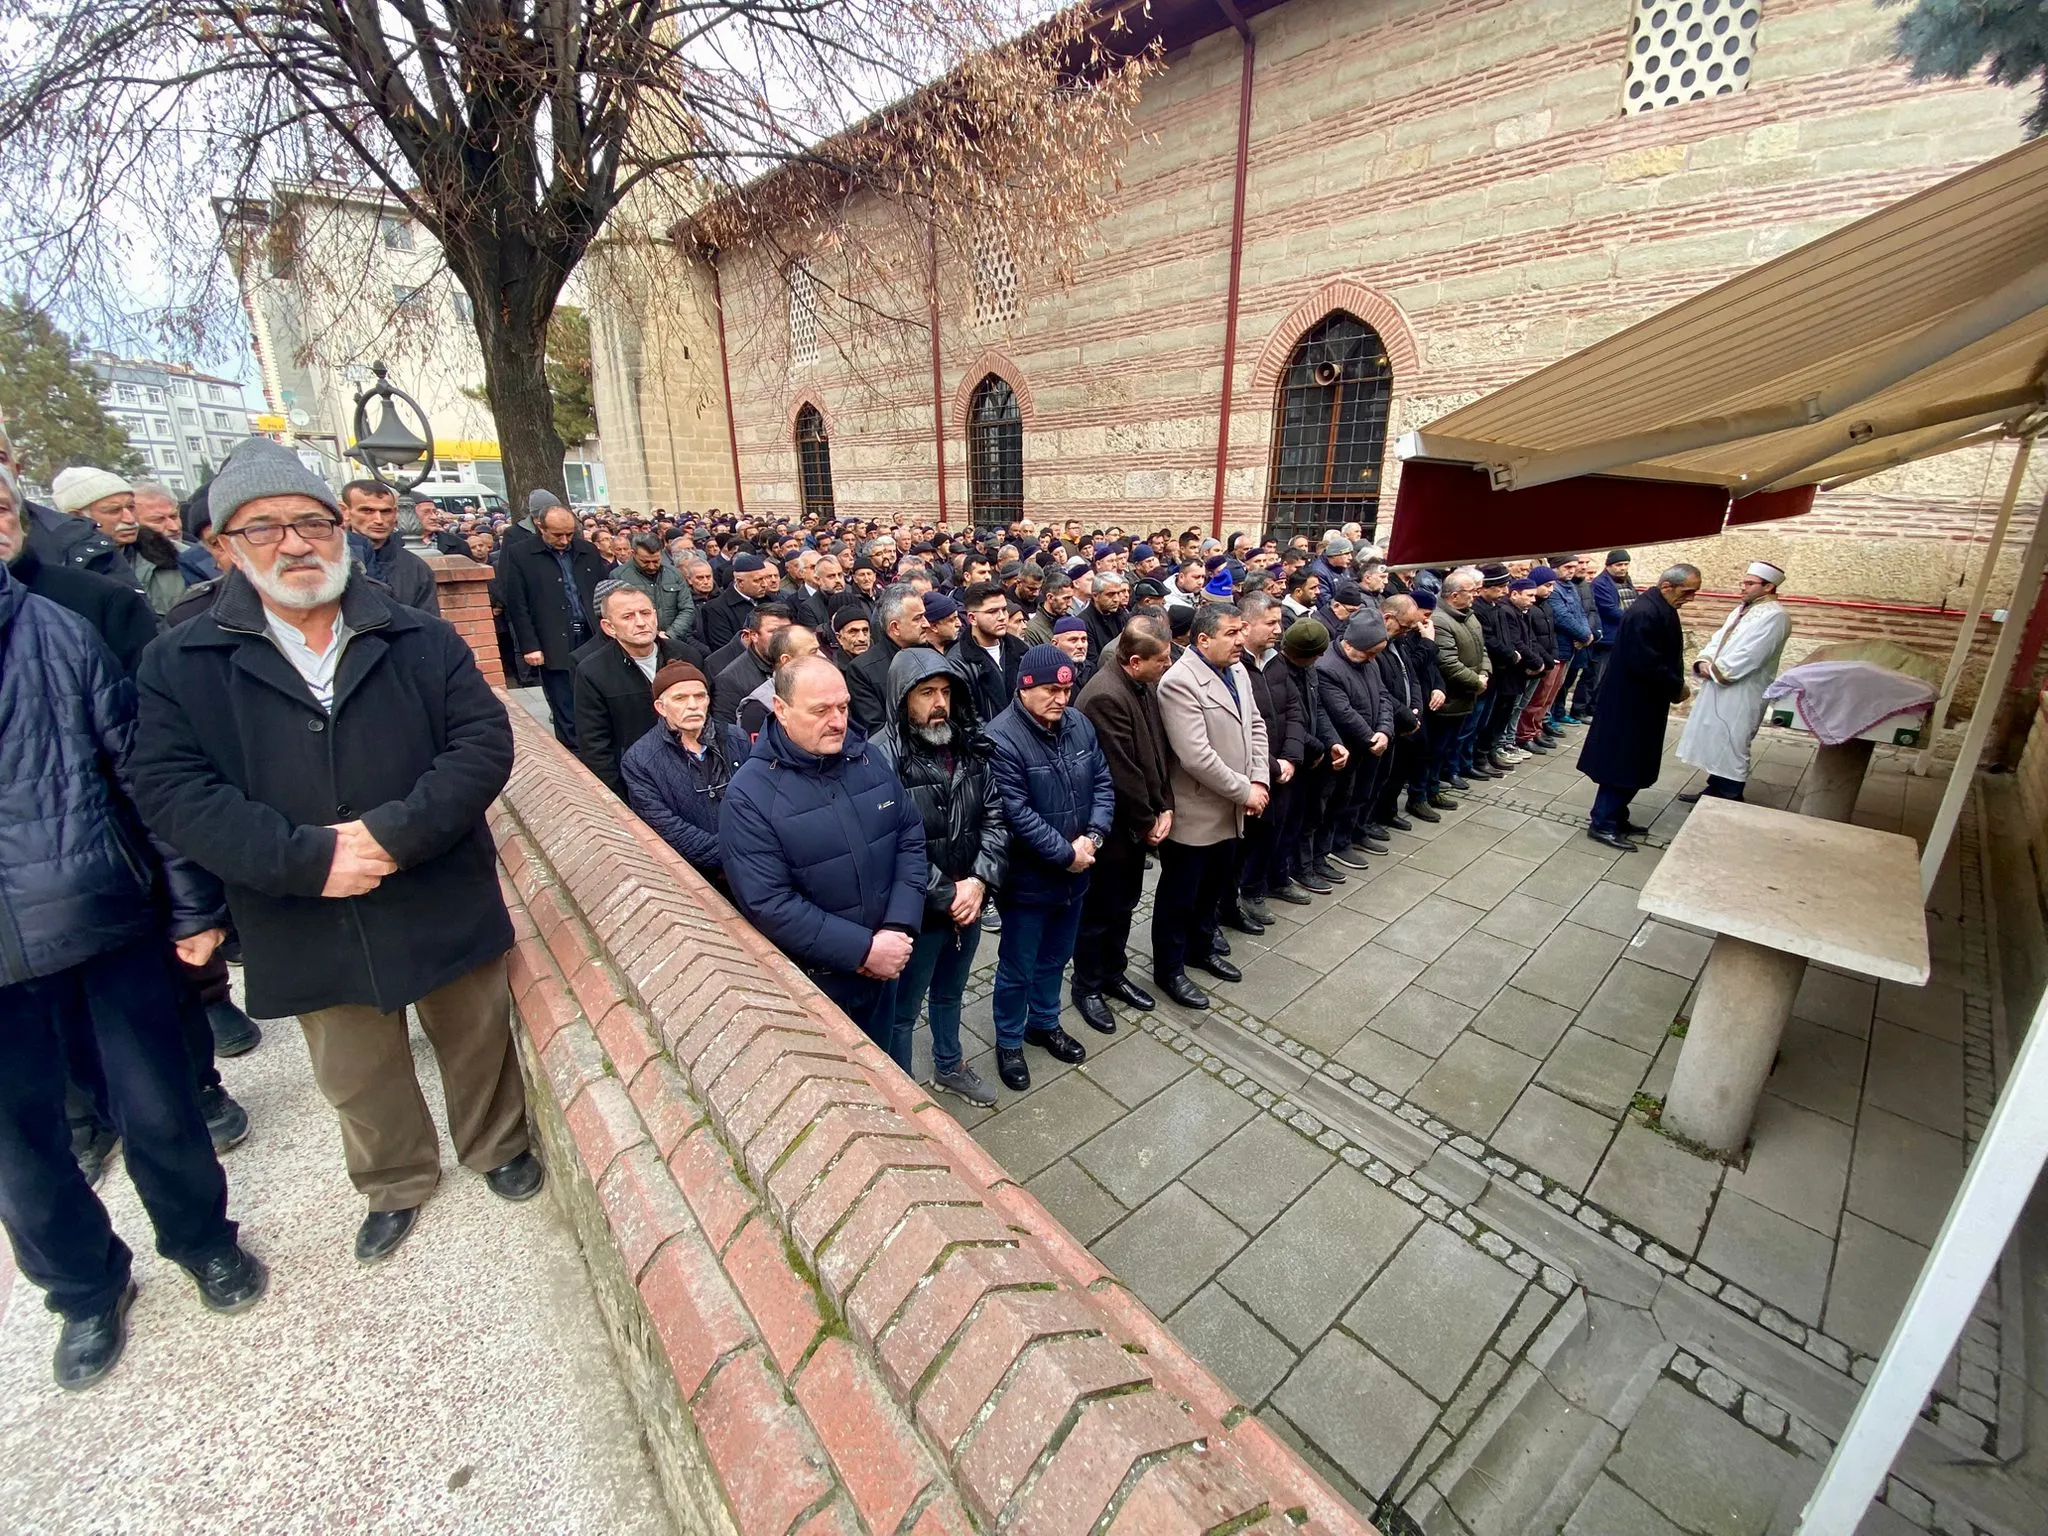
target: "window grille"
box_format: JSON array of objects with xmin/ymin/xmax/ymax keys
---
[
  {"xmin": 1625, "ymin": 0, "xmax": 1758, "ymax": 114},
  {"xmin": 788, "ymin": 260, "xmax": 821, "ymax": 368},
  {"xmin": 380, "ymin": 217, "xmax": 415, "ymax": 251},
  {"xmin": 1264, "ymin": 312, "xmax": 1393, "ymax": 548},
  {"xmin": 971, "ymin": 230, "xmax": 1020, "ymax": 328},
  {"xmin": 967, "ymin": 375, "xmax": 1024, "ymax": 525},
  {"xmin": 795, "ymin": 404, "xmax": 836, "ymax": 520}
]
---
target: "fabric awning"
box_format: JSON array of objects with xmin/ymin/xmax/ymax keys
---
[{"xmin": 1386, "ymin": 135, "xmax": 2048, "ymax": 567}]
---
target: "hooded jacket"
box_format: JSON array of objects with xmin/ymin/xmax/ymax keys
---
[{"xmin": 869, "ymin": 648, "xmax": 1008, "ymax": 930}]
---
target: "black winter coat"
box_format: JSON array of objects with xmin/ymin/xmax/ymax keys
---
[
  {"xmin": 0, "ymin": 570, "xmax": 224, "ymax": 985},
  {"xmin": 1475, "ymin": 596, "xmax": 1523, "ymax": 676},
  {"xmin": 348, "ymin": 531, "xmax": 443, "ymax": 615},
  {"xmin": 622, "ymin": 720, "xmax": 750, "ymax": 877},
  {"xmin": 844, "ymin": 634, "xmax": 902, "ymax": 736},
  {"xmin": 573, "ymin": 636, "xmax": 693, "ymax": 797},
  {"xmin": 1314, "ymin": 648, "xmax": 1394, "ymax": 754},
  {"xmin": 695, "ymin": 585, "xmax": 757, "ymax": 654},
  {"xmin": 504, "ymin": 536, "xmax": 609, "ymax": 670},
  {"xmin": 1519, "ymin": 598, "xmax": 1557, "ymax": 672},
  {"xmin": 719, "ymin": 719, "xmax": 927, "ymax": 976},
  {"xmin": 11, "ymin": 543, "xmax": 161, "ymax": 678},
  {"xmin": 1245, "ymin": 651, "xmax": 1308, "ymax": 769},
  {"xmin": 1075, "ymin": 660, "xmax": 1173, "ymax": 847},
  {"xmin": 131, "ymin": 572, "xmax": 514, "ymax": 1016},
  {"xmin": 952, "ymin": 632, "xmax": 1027, "ymax": 727},
  {"xmin": 1577, "ymin": 588, "xmax": 1687, "ymax": 791},
  {"xmin": 26, "ymin": 500, "xmax": 123, "ymax": 582},
  {"xmin": 870, "ymin": 650, "xmax": 1009, "ymax": 930},
  {"xmin": 1284, "ymin": 655, "xmax": 1336, "ymax": 765}
]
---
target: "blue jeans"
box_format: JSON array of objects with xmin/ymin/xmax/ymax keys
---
[
  {"xmin": 0, "ymin": 938, "xmax": 237, "ymax": 1320},
  {"xmin": 1450, "ymin": 705, "xmax": 1488, "ymax": 777},
  {"xmin": 893, "ymin": 922, "xmax": 983, "ymax": 1075},
  {"xmin": 814, "ymin": 971, "xmax": 902, "ymax": 1071},
  {"xmin": 992, "ymin": 899, "xmax": 1085, "ymax": 1050}
]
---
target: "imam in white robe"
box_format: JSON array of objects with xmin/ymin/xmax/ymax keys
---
[{"xmin": 1676, "ymin": 596, "xmax": 1792, "ymax": 783}]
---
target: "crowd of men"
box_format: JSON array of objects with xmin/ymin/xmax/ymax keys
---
[{"xmin": 0, "ymin": 430, "xmax": 1798, "ymax": 1398}]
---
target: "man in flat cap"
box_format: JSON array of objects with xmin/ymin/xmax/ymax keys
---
[{"xmin": 1676, "ymin": 560, "xmax": 1792, "ymax": 803}]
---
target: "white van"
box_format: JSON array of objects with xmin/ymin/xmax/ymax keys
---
[{"xmin": 412, "ymin": 480, "xmax": 509, "ymax": 519}]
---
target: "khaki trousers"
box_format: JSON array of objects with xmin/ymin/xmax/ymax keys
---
[{"xmin": 297, "ymin": 956, "xmax": 530, "ymax": 1210}]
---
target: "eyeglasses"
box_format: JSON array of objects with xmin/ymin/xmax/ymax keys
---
[{"xmin": 224, "ymin": 516, "xmax": 342, "ymax": 547}]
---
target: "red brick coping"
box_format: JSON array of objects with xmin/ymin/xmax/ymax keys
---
[{"xmin": 491, "ymin": 699, "xmax": 1380, "ymax": 1536}]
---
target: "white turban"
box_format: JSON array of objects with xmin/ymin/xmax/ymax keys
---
[
  {"xmin": 51, "ymin": 466, "xmax": 132, "ymax": 515},
  {"xmin": 1747, "ymin": 560, "xmax": 1785, "ymax": 585}
]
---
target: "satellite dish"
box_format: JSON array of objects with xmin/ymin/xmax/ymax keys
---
[{"xmin": 289, "ymin": 408, "xmax": 311, "ymax": 427}]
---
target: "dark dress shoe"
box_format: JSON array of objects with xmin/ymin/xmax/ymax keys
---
[
  {"xmin": 1296, "ymin": 870, "xmax": 1333, "ymax": 894},
  {"xmin": 1310, "ymin": 859, "xmax": 1347, "ymax": 884},
  {"xmin": 205, "ymin": 1001, "xmax": 262, "ymax": 1057},
  {"xmin": 1677, "ymin": 790, "xmax": 1703, "ymax": 804},
  {"xmin": 1354, "ymin": 835, "xmax": 1390, "ymax": 853},
  {"xmin": 1242, "ymin": 896, "xmax": 1274, "ymax": 924},
  {"xmin": 1269, "ymin": 881, "xmax": 1315, "ymax": 906},
  {"xmin": 1106, "ymin": 976, "xmax": 1156, "ymax": 1011},
  {"xmin": 75, "ymin": 1126, "xmax": 117, "ymax": 1189},
  {"xmin": 1586, "ymin": 828, "xmax": 1639, "ymax": 853},
  {"xmin": 996, "ymin": 1047, "xmax": 1031, "ymax": 1091},
  {"xmin": 1074, "ymin": 992, "xmax": 1118, "ymax": 1034},
  {"xmin": 1405, "ymin": 800, "xmax": 1441, "ymax": 823},
  {"xmin": 1524, "ymin": 739, "xmax": 1553, "ymax": 754},
  {"xmin": 1447, "ymin": 774, "xmax": 1472, "ymax": 790},
  {"xmin": 1220, "ymin": 906, "xmax": 1266, "ymax": 935},
  {"xmin": 1025, "ymin": 1026, "xmax": 1086, "ymax": 1064},
  {"xmin": 1621, "ymin": 821, "xmax": 1653, "ymax": 838},
  {"xmin": 1469, "ymin": 763, "xmax": 1501, "ymax": 780},
  {"xmin": 1192, "ymin": 952, "xmax": 1242, "ymax": 983},
  {"xmin": 1386, "ymin": 814, "xmax": 1414, "ymax": 832},
  {"xmin": 1156, "ymin": 972, "xmax": 1211, "ymax": 1010},
  {"xmin": 1211, "ymin": 936, "xmax": 1233, "ymax": 957},
  {"xmin": 1428, "ymin": 792, "xmax": 1460, "ymax": 811},
  {"xmin": 55, "ymin": 1282, "xmax": 135, "ymax": 1390},
  {"xmin": 355, "ymin": 1207, "xmax": 419, "ymax": 1264},
  {"xmin": 190, "ymin": 1245, "xmax": 268, "ymax": 1312},
  {"xmin": 485, "ymin": 1149, "xmax": 545, "ymax": 1202},
  {"xmin": 1330, "ymin": 847, "xmax": 1371, "ymax": 870},
  {"xmin": 200, "ymin": 1085, "xmax": 249, "ymax": 1155}
]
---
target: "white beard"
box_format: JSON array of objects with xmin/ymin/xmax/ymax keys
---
[{"xmin": 245, "ymin": 551, "xmax": 350, "ymax": 611}]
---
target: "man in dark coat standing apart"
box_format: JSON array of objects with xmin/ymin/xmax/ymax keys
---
[
  {"xmin": 133, "ymin": 438, "xmax": 541, "ymax": 1268},
  {"xmin": 1576, "ymin": 563, "xmax": 1700, "ymax": 851},
  {"xmin": 504, "ymin": 503, "xmax": 608, "ymax": 747}
]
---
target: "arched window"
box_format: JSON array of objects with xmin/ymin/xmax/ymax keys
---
[
  {"xmin": 794, "ymin": 403, "xmax": 835, "ymax": 520},
  {"xmin": 1264, "ymin": 312, "xmax": 1394, "ymax": 547},
  {"xmin": 968, "ymin": 374, "xmax": 1023, "ymax": 524}
]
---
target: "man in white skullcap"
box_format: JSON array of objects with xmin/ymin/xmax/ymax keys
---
[{"xmin": 1676, "ymin": 560, "xmax": 1792, "ymax": 803}]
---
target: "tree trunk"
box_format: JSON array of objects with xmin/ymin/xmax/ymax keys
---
[{"xmin": 453, "ymin": 232, "xmax": 572, "ymax": 514}]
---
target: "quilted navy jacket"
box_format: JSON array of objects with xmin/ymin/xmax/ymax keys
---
[
  {"xmin": 718, "ymin": 717, "xmax": 927, "ymax": 975},
  {"xmin": 0, "ymin": 566, "xmax": 224, "ymax": 984},
  {"xmin": 981, "ymin": 699, "xmax": 1115, "ymax": 907}
]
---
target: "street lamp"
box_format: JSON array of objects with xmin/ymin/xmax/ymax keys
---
[{"xmin": 346, "ymin": 360, "xmax": 435, "ymax": 491}]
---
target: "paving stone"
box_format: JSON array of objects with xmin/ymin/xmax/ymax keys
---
[
  {"xmin": 1377, "ymin": 893, "xmax": 1489, "ymax": 963},
  {"xmin": 1183, "ymin": 1113, "xmax": 1334, "ymax": 1235},
  {"xmin": 1563, "ymin": 1474, "xmax": 1687, "ymax": 1536},
  {"xmin": 1642, "ymin": 1032, "xmax": 1684, "ymax": 1101},
  {"xmin": 1278, "ymin": 943, "xmax": 1428, "ymax": 1054},
  {"xmin": 1023, "ymin": 1157, "xmax": 1128, "ymax": 1246},
  {"xmin": 1601, "ymin": 844, "xmax": 1663, "ymax": 891},
  {"xmin": 1362, "ymin": 984, "xmax": 1476, "ymax": 1058},
  {"xmin": 1626, "ymin": 919, "xmax": 1716, "ymax": 980},
  {"xmin": 1696, "ymin": 1366, "xmax": 1742, "ymax": 1409},
  {"xmin": 1473, "ymin": 890, "xmax": 1572, "ymax": 949},
  {"xmin": 1607, "ymin": 1380, "xmax": 1793, "ymax": 1536},
  {"xmin": 1825, "ymin": 1214, "xmax": 1929, "ymax": 1357},
  {"xmin": 1075, "ymin": 1030, "xmax": 1192, "ymax": 1110},
  {"xmin": 1493, "ymin": 1083, "xmax": 1618, "ymax": 1192},
  {"xmin": 1741, "ymin": 1393, "xmax": 1789, "ymax": 1439},
  {"xmin": 1271, "ymin": 907, "xmax": 1390, "ymax": 971},
  {"xmin": 1469, "ymin": 986, "xmax": 1578, "ymax": 1057},
  {"xmin": 1794, "ymin": 966, "xmax": 1877, "ymax": 1039},
  {"xmin": 969, "ymin": 1070, "xmax": 1126, "ymax": 1180},
  {"xmin": 1405, "ymin": 823, "xmax": 1509, "ymax": 877},
  {"xmin": 1440, "ymin": 851, "xmax": 1541, "ymax": 908},
  {"xmin": 1166, "ymin": 1283, "xmax": 1298, "ymax": 1409},
  {"xmin": 1409, "ymin": 1032, "xmax": 1541, "ymax": 1139},
  {"xmin": 1575, "ymin": 959, "xmax": 1694, "ymax": 1055},
  {"xmin": 1220, "ymin": 1166, "xmax": 1419, "ymax": 1349},
  {"xmin": 1845, "ymin": 1106, "xmax": 1965, "ymax": 1247},
  {"xmin": 1699, "ymin": 1191, "xmax": 1834, "ymax": 1326},
  {"xmin": 1270, "ymin": 1332, "xmax": 1439, "ymax": 1500},
  {"xmin": 1095, "ymin": 1182, "xmax": 1249, "ymax": 1319},
  {"xmin": 1570, "ymin": 880, "xmax": 1651, "ymax": 939},
  {"xmin": 1415, "ymin": 930, "xmax": 1536, "ymax": 1010},
  {"xmin": 1876, "ymin": 976, "xmax": 1968, "ymax": 1044},
  {"xmin": 1343, "ymin": 1222, "xmax": 1525, "ymax": 1401},
  {"xmin": 1863, "ymin": 1021, "xmax": 1967, "ymax": 1138},
  {"xmin": 1491, "ymin": 817, "xmax": 1577, "ymax": 864},
  {"xmin": 1537, "ymin": 1026, "xmax": 1654, "ymax": 1117},
  {"xmin": 1332, "ymin": 1026, "xmax": 1434, "ymax": 1094},
  {"xmin": 1587, "ymin": 1122, "xmax": 1722, "ymax": 1253},
  {"xmin": 1723, "ymin": 1094, "xmax": 1852, "ymax": 1236},
  {"xmin": 1764, "ymin": 1017, "xmax": 1868, "ymax": 1125},
  {"xmin": 1072, "ymin": 1069, "xmax": 1256, "ymax": 1207},
  {"xmin": 1341, "ymin": 864, "xmax": 1446, "ymax": 922},
  {"xmin": 1515, "ymin": 847, "xmax": 1615, "ymax": 910},
  {"xmin": 1226, "ymin": 951, "xmax": 1324, "ymax": 1014},
  {"xmin": 1513, "ymin": 922, "xmax": 1629, "ymax": 1009}
]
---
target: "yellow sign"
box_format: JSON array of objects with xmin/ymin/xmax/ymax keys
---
[
  {"xmin": 254, "ymin": 413, "xmax": 288, "ymax": 432},
  {"xmin": 432, "ymin": 438, "xmax": 501, "ymax": 461}
]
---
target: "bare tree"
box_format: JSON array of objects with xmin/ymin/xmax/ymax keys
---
[{"xmin": 0, "ymin": 0, "xmax": 1154, "ymax": 505}]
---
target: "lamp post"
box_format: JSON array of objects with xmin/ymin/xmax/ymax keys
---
[{"xmin": 346, "ymin": 361, "xmax": 435, "ymax": 492}]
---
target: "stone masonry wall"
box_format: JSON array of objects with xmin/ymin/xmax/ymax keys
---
[{"xmin": 489, "ymin": 698, "xmax": 1380, "ymax": 1536}]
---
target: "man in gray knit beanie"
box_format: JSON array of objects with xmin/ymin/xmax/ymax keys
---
[{"xmin": 207, "ymin": 437, "xmax": 342, "ymax": 527}]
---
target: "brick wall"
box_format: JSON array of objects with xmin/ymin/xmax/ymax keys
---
[
  {"xmin": 425, "ymin": 554, "xmax": 503, "ymax": 689},
  {"xmin": 490, "ymin": 701, "xmax": 1378, "ymax": 1536}
]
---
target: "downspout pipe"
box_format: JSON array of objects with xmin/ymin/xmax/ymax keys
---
[
  {"xmin": 1208, "ymin": 0, "xmax": 1255, "ymax": 539},
  {"xmin": 928, "ymin": 218, "xmax": 950, "ymax": 527},
  {"xmin": 706, "ymin": 249, "xmax": 746, "ymax": 517}
]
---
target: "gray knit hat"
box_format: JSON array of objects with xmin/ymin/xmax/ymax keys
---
[
  {"xmin": 207, "ymin": 436, "xmax": 341, "ymax": 528},
  {"xmin": 527, "ymin": 489, "xmax": 563, "ymax": 516},
  {"xmin": 1343, "ymin": 612, "xmax": 1389, "ymax": 652}
]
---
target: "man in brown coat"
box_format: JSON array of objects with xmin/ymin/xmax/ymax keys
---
[
  {"xmin": 1072, "ymin": 616, "xmax": 1174, "ymax": 1034},
  {"xmin": 1152, "ymin": 603, "xmax": 1269, "ymax": 1010}
]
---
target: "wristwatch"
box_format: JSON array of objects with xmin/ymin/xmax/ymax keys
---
[{"xmin": 1085, "ymin": 831, "xmax": 1106, "ymax": 851}]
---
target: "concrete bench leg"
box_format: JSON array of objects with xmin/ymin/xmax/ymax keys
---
[
  {"xmin": 1661, "ymin": 934, "xmax": 1808, "ymax": 1155},
  {"xmin": 1797, "ymin": 738, "xmax": 1874, "ymax": 823}
]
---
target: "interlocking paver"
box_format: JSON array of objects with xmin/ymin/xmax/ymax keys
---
[
  {"xmin": 1844, "ymin": 1106, "xmax": 1965, "ymax": 1247},
  {"xmin": 1220, "ymin": 1167, "xmax": 1417, "ymax": 1349},
  {"xmin": 1340, "ymin": 865, "xmax": 1444, "ymax": 922},
  {"xmin": 1722, "ymin": 1094, "xmax": 1851, "ymax": 1235},
  {"xmin": 1625, "ymin": 920, "xmax": 1715, "ymax": 980},
  {"xmin": 1333, "ymin": 1027, "xmax": 1434, "ymax": 1093},
  {"xmin": 1762, "ymin": 1017, "xmax": 1866, "ymax": 1124},
  {"xmin": 1183, "ymin": 1114, "xmax": 1334, "ymax": 1234},
  {"xmin": 1096, "ymin": 1183, "xmax": 1249, "ymax": 1318},
  {"xmin": 1414, "ymin": 930, "xmax": 1533, "ymax": 1010},
  {"xmin": 969, "ymin": 1071, "xmax": 1125, "ymax": 1181},
  {"xmin": 1377, "ymin": 893, "xmax": 1487, "ymax": 962},
  {"xmin": 1569, "ymin": 881, "xmax": 1650, "ymax": 939},
  {"xmin": 1469, "ymin": 986, "xmax": 1577, "ymax": 1058},
  {"xmin": 1271, "ymin": 907, "xmax": 1388, "ymax": 970},
  {"xmin": 1512, "ymin": 922, "xmax": 1628, "ymax": 1009},
  {"xmin": 1342, "ymin": 1223, "xmax": 1525, "ymax": 1401},
  {"xmin": 1076, "ymin": 1032, "xmax": 1192, "ymax": 1110},
  {"xmin": 1024, "ymin": 1157, "xmax": 1127, "ymax": 1246},
  {"xmin": 1279, "ymin": 943, "xmax": 1426, "ymax": 1053},
  {"xmin": 1363, "ymin": 984, "xmax": 1475, "ymax": 1057},
  {"xmin": 1575, "ymin": 960, "xmax": 1692, "ymax": 1054},
  {"xmin": 1863, "ymin": 1021, "xmax": 1966, "ymax": 1137},
  {"xmin": 1793, "ymin": 966, "xmax": 1877, "ymax": 1038}
]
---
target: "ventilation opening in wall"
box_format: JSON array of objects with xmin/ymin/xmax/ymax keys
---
[
  {"xmin": 971, "ymin": 229, "xmax": 1020, "ymax": 329},
  {"xmin": 1624, "ymin": 0, "xmax": 1758, "ymax": 114},
  {"xmin": 788, "ymin": 259, "xmax": 821, "ymax": 369}
]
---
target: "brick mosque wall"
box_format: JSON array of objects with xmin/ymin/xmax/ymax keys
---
[{"xmin": 704, "ymin": 0, "xmax": 2032, "ymax": 708}]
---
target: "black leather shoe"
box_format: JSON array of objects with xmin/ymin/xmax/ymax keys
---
[
  {"xmin": 1211, "ymin": 936, "xmax": 1233, "ymax": 957},
  {"xmin": 200, "ymin": 1085, "xmax": 249, "ymax": 1155},
  {"xmin": 1025, "ymin": 1026, "xmax": 1086, "ymax": 1064},
  {"xmin": 1156, "ymin": 972, "xmax": 1211, "ymax": 1010},
  {"xmin": 1192, "ymin": 952, "xmax": 1242, "ymax": 984},
  {"xmin": 1587, "ymin": 828, "xmax": 1639, "ymax": 853},
  {"xmin": 54, "ymin": 1282, "xmax": 135, "ymax": 1390},
  {"xmin": 1405, "ymin": 799, "xmax": 1441, "ymax": 823},
  {"xmin": 1106, "ymin": 976, "xmax": 1156, "ymax": 1011},
  {"xmin": 190, "ymin": 1245, "xmax": 268, "ymax": 1312},
  {"xmin": 485, "ymin": 1150, "xmax": 545, "ymax": 1202},
  {"xmin": 1386, "ymin": 814, "xmax": 1414, "ymax": 833},
  {"xmin": 1524, "ymin": 738, "xmax": 1554, "ymax": 754},
  {"xmin": 1269, "ymin": 881, "xmax": 1314, "ymax": 905},
  {"xmin": 1677, "ymin": 790, "xmax": 1703, "ymax": 804},
  {"xmin": 205, "ymin": 1001, "xmax": 262, "ymax": 1057},
  {"xmin": 355, "ymin": 1207, "xmax": 419, "ymax": 1264},
  {"xmin": 996, "ymin": 1047, "xmax": 1031, "ymax": 1092},
  {"xmin": 1330, "ymin": 847, "xmax": 1372, "ymax": 870},
  {"xmin": 1242, "ymin": 896, "xmax": 1274, "ymax": 925},
  {"xmin": 1296, "ymin": 870, "xmax": 1333, "ymax": 894},
  {"xmin": 1621, "ymin": 821, "xmax": 1653, "ymax": 838},
  {"xmin": 1428, "ymin": 793, "xmax": 1460, "ymax": 811},
  {"xmin": 1469, "ymin": 763, "xmax": 1501, "ymax": 780},
  {"xmin": 1220, "ymin": 906, "xmax": 1266, "ymax": 935},
  {"xmin": 1310, "ymin": 859, "xmax": 1347, "ymax": 885},
  {"xmin": 1074, "ymin": 992, "xmax": 1118, "ymax": 1034},
  {"xmin": 1447, "ymin": 774, "xmax": 1472, "ymax": 791}
]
